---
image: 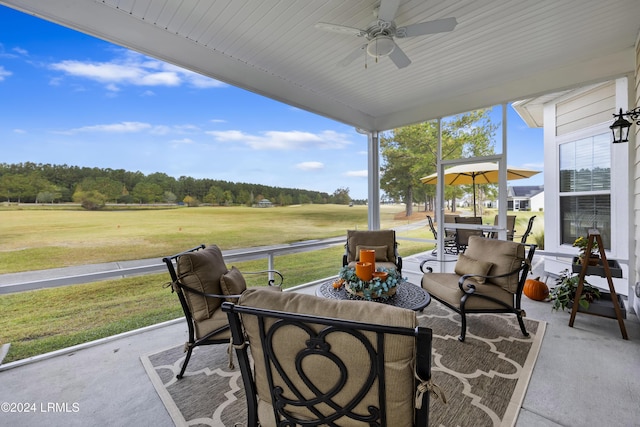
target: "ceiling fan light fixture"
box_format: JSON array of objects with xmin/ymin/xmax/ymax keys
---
[{"xmin": 367, "ymin": 35, "xmax": 395, "ymax": 57}]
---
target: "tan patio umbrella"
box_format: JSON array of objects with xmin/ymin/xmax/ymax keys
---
[{"xmin": 420, "ymin": 162, "xmax": 541, "ymax": 216}]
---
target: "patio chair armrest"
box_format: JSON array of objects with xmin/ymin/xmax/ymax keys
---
[
  {"xmin": 457, "ymin": 263, "xmax": 526, "ymax": 292},
  {"xmin": 175, "ymin": 282, "xmax": 232, "ymax": 299},
  {"xmin": 420, "ymin": 258, "xmax": 457, "ymax": 273},
  {"xmin": 242, "ymin": 270, "xmax": 284, "ymax": 287}
]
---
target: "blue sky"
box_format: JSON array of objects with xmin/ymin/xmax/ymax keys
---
[{"xmin": 0, "ymin": 6, "xmax": 543, "ymax": 200}]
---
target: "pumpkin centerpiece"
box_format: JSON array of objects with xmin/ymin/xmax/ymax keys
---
[
  {"xmin": 523, "ymin": 276, "xmax": 549, "ymax": 301},
  {"xmin": 334, "ymin": 265, "xmax": 400, "ymax": 301}
]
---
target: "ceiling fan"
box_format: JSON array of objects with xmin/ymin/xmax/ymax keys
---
[{"xmin": 315, "ymin": 0, "xmax": 457, "ymax": 69}]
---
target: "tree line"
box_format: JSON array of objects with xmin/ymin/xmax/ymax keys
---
[{"xmin": 0, "ymin": 162, "xmax": 357, "ymax": 209}]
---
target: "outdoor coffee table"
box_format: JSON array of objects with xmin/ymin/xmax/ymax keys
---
[{"xmin": 316, "ymin": 279, "xmax": 431, "ymax": 311}]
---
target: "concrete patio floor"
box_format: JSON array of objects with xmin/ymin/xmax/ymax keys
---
[{"xmin": 1, "ymin": 253, "xmax": 639, "ymax": 427}]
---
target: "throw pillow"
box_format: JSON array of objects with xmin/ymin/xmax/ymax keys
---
[
  {"xmin": 454, "ymin": 253, "xmax": 493, "ymax": 284},
  {"xmin": 220, "ymin": 266, "xmax": 247, "ymax": 302},
  {"xmin": 355, "ymin": 245, "xmax": 389, "ymax": 262}
]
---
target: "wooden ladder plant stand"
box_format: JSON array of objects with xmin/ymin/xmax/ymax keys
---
[{"xmin": 569, "ymin": 229, "xmax": 628, "ymax": 340}]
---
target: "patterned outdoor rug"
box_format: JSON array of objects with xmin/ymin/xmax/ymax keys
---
[{"xmin": 141, "ymin": 300, "xmax": 545, "ymax": 427}]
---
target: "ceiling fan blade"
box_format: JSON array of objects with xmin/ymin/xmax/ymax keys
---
[
  {"xmin": 388, "ymin": 43, "xmax": 411, "ymax": 69},
  {"xmin": 337, "ymin": 44, "xmax": 367, "ymax": 67},
  {"xmin": 397, "ymin": 17, "xmax": 458, "ymax": 37},
  {"xmin": 315, "ymin": 22, "xmax": 365, "ymax": 36},
  {"xmin": 377, "ymin": 0, "xmax": 401, "ymax": 22}
]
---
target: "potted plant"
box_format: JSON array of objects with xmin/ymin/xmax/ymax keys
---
[
  {"xmin": 572, "ymin": 236, "xmax": 599, "ymax": 265},
  {"xmin": 550, "ymin": 269, "xmax": 600, "ymax": 312}
]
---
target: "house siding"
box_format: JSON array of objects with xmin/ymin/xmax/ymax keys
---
[{"xmin": 556, "ymin": 82, "xmax": 616, "ymax": 136}]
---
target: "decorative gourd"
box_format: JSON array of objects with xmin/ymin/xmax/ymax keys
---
[{"xmin": 523, "ymin": 277, "xmax": 549, "ymax": 301}]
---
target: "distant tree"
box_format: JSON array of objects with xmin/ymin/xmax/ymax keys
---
[
  {"xmin": 76, "ymin": 177, "xmax": 122, "ymax": 203},
  {"xmin": 36, "ymin": 189, "xmax": 62, "ymax": 203},
  {"xmin": 131, "ymin": 181, "xmax": 163, "ymax": 203},
  {"xmin": 203, "ymin": 186, "xmax": 224, "ymax": 205},
  {"xmin": 183, "ymin": 195, "xmax": 200, "ymax": 207},
  {"xmin": 237, "ymin": 189, "xmax": 251, "ymax": 206},
  {"xmin": 223, "ymin": 190, "xmax": 234, "ymax": 205},
  {"xmin": 331, "ymin": 187, "xmax": 351, "ymax": 205},
  {"xmin": 73, "ymin": 190, "xmax": 107, "ymax": 210},
  {"xmin": 163, "ymin": 191, "xmax": 177, "ymax": 204}
]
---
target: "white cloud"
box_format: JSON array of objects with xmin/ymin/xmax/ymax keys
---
[
  {"xmin": 296, "ymin": 161, "xmax": 324, "ymax": 171},
  {"xmin": 13, "ymin": 47, "xmax": 29, "ymax": 56},
  {"xmin": 62, "ymin": 121, "xmax": 152, "ymax": 134},
  {"xmin": 57, "ymin": 121, "xmax": 202, "ymax": 137},
  {"xmin": 345, "ymin": 170, "xmax": 367, "ymax": 177},
  {"xmin": 0, "ymin": 66, "xmax": 12, "ymax": 81},
  {"xmin": 13, "ymin": 128, "xmax": 26, "ymax": 134},
  {"xmin": 206, "ymin": 129, "xmax": 351, "ymax": 150},
  {"xmin": 49, "ymin": 50, "xmax": 226, "ymax": 90},
  {"xmin": 171, "ymin": 138, "xmax": 194, "ymax": 144}
]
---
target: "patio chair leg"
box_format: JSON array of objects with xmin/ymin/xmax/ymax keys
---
[
  {"xmin": 458, "ymin": 313, "xmax": 467, "ymax": 342},
  {"xmin": 516, "ymin": 312, "xmax": 529, "ymax": 338},
  {"xmin": 177, "ymin": 347, "xmax": 194, "ymax": 379}
]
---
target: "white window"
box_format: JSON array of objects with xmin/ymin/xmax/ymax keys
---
[{"xmin": 558, "ymin": 133, "xmax": 611, "ymax": 248}]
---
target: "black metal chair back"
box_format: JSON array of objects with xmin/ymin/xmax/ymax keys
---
[
  {"xmin": 519, "ymin": 216, "xmax": 536, "ymax": 243},
  {"xmin": 454, "ymin": 216, "xmax": 484, "ymax": 251},
  {"xmin": 223, "ymin": 295, "xmax": 433, "ymax": 426}
]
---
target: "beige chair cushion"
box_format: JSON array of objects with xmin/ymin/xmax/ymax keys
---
[
  {"xmin": 177, "ymin": 245, "xmax": 228, "ymax": 322},
  {"xmin": 454, "ymin": 253, "xmax": 493, "ymax": 284},
  {"xmin": 464, "ymin": 236, "xmax": 525, "ymax": 293},
  {"xmin": 347, "ymin": 261, "xmax": 398, "ymax": 272},
  {"xmin": 355, "ymin": 245, "xmax": 389, "ymax": 262},
  {"xmin": 422, "ymin": 273, "xmax": 515, "ymax": 310},
  {"xmin": 347, "ymin": 230, "xmax": 396, "ymax": 264},
  {"xmin": 220, "ymin": 266, "xmax": 247, "ymax": 303},
  {"xmin": 193, "ymin": 307, "xmax": 232, "ymax": 340},
  {"xmin": 238, "ymin": 288, "xmax": 417, "ymax": 427}
]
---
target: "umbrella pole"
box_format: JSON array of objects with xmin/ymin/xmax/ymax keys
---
[{"xmin": 472, "ymin": 176, "xmax": 477, "ymax": 217}]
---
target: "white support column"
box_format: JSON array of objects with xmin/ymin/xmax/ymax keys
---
[
  {"xmin": 436, "ymin": 119, "xmax": 445, "ymax": 260},
  {"xmin": 497, "ymin": 103, "xmax": 508, "ymax": 240},
  {"xmin": 368, "ymin": 131, "xmax": 381, "ymax": 230}
]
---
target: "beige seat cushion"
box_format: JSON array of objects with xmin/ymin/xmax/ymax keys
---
[
  {"xmin": 347, "ymin": 230, "xmax": 396, "ymax": 264},
  {"xmin": 238, "ymin": 288, "xmax": 417, "ymax": 427},
  {"xmin": 422, "ymin": 273, "xmax": 515, "ymax": 310},
  {"xmin": 193, "ymin": 307, "xmax": 232, "ymax": 340},
  {"xmin": 177, "ymin": 245, "xmax": 228, "ymax": 321},
  {"xmin": 464, "ymin": 236, "xmax": 525, "ymax": 293}
]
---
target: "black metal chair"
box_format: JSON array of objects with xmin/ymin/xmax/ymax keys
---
[
  {"xmin": 421, "ymin": 236, "xmax": 536, "ymax": 341},
  {"xmin": 453, "ymin": 216, "xmax": 484, "ymax": 252},
  {"xmin": 427, "ymin": 215, "xmax": 458, "ymax": 255},
  {"xmin": 489, "ymin": 215, "xmax": 516, "ymax": 240},
  {"xmin": 163, "ymin": 244, "xmax": 282, "ymax": 379},
  {"xmin": 223, "ymin": 288, "xmax": 436, "ymax": 426}
]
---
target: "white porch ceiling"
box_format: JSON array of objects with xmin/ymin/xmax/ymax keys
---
[{"xmin": 2, "ymin": 0, "xmax": 639, "ymax": 132}]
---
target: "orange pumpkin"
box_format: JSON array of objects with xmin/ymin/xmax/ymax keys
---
[{"xmin": 524, "ymin": 277, "xmax": 549, "ymax": 301}]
